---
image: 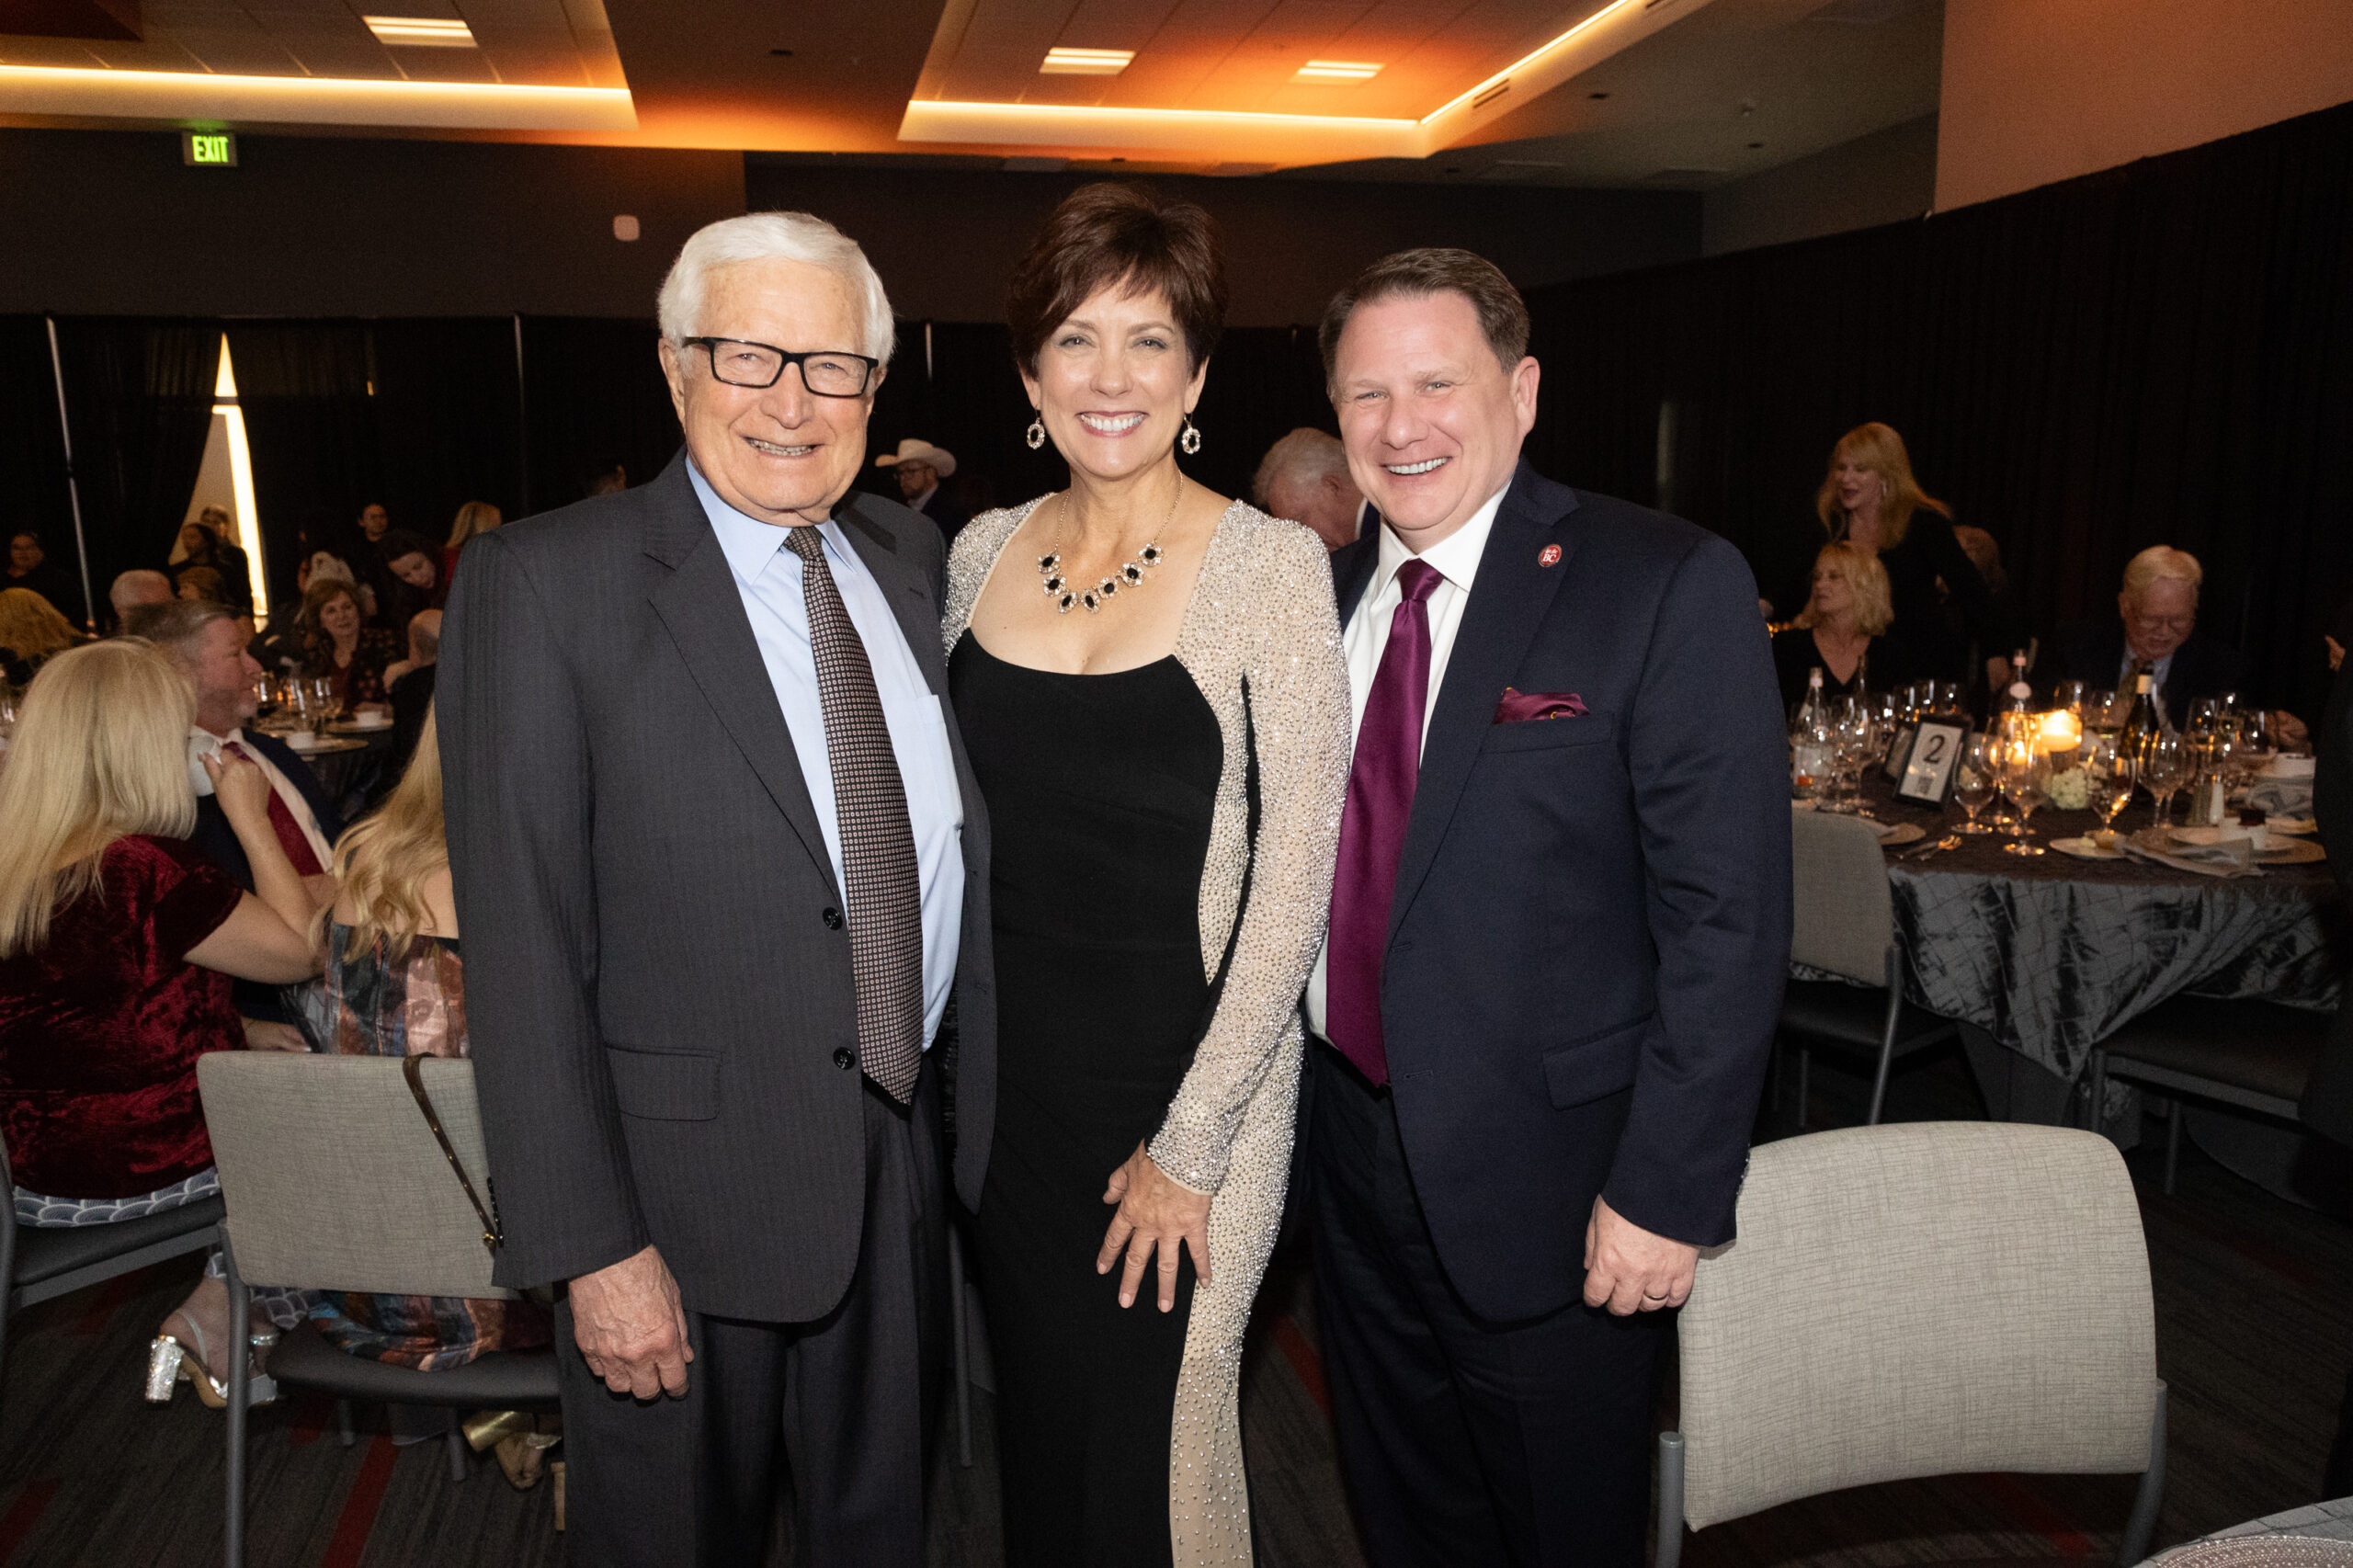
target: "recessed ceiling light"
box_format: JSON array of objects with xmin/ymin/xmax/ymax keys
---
[
  {"xmin": 1040, "ymin": 47, "xmax": 1133, "ymax": 75},
  {"xmin": 1295, "ymin": 60, "xmax": 1381, "ymax": 83},
  {"xmin": 363, "ymin": 16, "xmax": 476, "ymax": 48}
]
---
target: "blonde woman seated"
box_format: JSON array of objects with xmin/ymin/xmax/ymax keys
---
[
  {"xmin": 0, "ymin": 585, "xmax": 81, "ymax": 689},
  {"xmin": 284, "ymin": 707, "xmax": 558, "ymax": 1487},
  {"xmin": 0, "ymin": 641, "xmax": 319, "ymax": 1405},
  {"xmin": 1771, "ymin": 542, "xmax": 1913, "ymax": 710}
]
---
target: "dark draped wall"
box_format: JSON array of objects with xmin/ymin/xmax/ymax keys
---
[
  {"xmin": 517, "ymin": 316, "xmax": 680, "ymax": 513},
  {"xmin": 1522, "ymin": 97, "xmax": 2353, "ymax": 721},
  {"xmin": 50, "ymin": 318, "xmax": 220, "ymax": 627},
  {"xmin": 227, "ymin": 319, "xmax": 523, "ymax": 604},
  {"xmin": 0, "ymin": 317, "xmax": 75, "ymax": 617}
]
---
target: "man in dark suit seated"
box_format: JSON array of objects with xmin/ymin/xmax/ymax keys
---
[
  {"xmin": 130, "ymin": 598, "xmax": 341, "ymax": 1046},
  {"xmin": 2041, "ymin": 545, "xmax": 2247, "ymax": 727},
  {"xmin": 1307, "ymin": 248, "xmax": 1790, "ymax": 1566}
]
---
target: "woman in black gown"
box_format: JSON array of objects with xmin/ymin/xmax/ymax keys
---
[
  {"xmin": 943, "ymin": 185, "xmax": 1348, "ymax": 1566},
  {"xmin": 1784, "ymin": 422, "xmax": 2015, "ymax": 693}
]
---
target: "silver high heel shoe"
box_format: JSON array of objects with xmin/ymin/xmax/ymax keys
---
[{"xmin": 145, "ymin": 1315, "xmax": 279, "ymax": 1408}]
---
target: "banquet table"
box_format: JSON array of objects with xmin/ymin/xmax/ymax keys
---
[{"xmin": 1817, "ymin": 777, "xmax": 2347, "ymax": 1108}]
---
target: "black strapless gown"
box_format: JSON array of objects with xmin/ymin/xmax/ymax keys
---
[{"xmin": 949, "ymin": 631, "xmax": 1221, "ymax": 1568}]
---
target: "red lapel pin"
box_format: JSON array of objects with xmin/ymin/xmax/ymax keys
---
[{"xmin": 1538, "ymin": 543, "xmax": 1562, "ymax": 567}]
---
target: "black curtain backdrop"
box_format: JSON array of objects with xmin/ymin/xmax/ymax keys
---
[
  {"xmin": 228, "ymin": 319, "xmax": 523, "ymax": 606},
  {"xmin": 865, "ymin": 320, "xmax": 1335, "ymax": 519},
  {"xmin": 51, "ymin": 317, "xmax": 220, "ymax": 628},
  {"xmin": 1522, "ymin": 97, "xmax": 2353, "ymax": 721},
  {"xmin": 0, "ymin": 317, "xmax": 75, "ymax": 616},
  {"xmin": 518, "ymin": 316, "xmax": 679, "ymax": 513}
]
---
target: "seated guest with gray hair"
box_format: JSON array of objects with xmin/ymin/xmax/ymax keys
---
[
  {"xmin": 1253, "ymin": 425, "xmax": 1370, "ymax": 551},
  {"xmin": 109, "ymin": 568, "xmax": 175, "ymax": 631},
  {"xmin": 2041, "ymin": 545, "xmax": 2248, "ymax": 729}
]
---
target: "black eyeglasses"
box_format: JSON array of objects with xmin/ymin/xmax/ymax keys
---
[{"xmin": 682, "ymin": 338, "xmax": 881, "ymax": 397}]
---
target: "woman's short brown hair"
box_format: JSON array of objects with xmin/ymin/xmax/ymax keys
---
[
  {"xmin": 1319, "ymin": 247, "xmax": 1530, "ymax": 382},
  {"xmin": 1006, "ymin": 183, "xmax": 1228, "ymax": 377}
]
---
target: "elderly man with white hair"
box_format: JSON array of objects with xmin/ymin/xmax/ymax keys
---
[
  {"xmin": 1254, "ymin": 425, "xmax": 1370, "ymax": 551},
  {"xmin": 441, "ymin": 211, "xmax": 995, "ymax": 1566},
  {"xmin": 2044, "ymin": 545, "xmax": 2249, "ymax": 730}
]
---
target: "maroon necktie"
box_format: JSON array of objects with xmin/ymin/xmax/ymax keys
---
[
  {"xmin": 1325, "ymin": 560, "xmax": 1443, "ymax": 1085},
  {"xmin": 226, "ymin": 743, "xmax": 324, "ymax": 877}
]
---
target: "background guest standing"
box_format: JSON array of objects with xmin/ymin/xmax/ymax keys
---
[
  {"xmin": 5, "ymin": 530, "xmax": 79, "ymax": 624},
  {"xmin": 1789, "ymin": 422, "xmax": 2012, "ymax": 694},
  {"xmin": 1254, "ymin": 426, "xmax": 1370, "ymax": 551},
  {"xmin": 875, "ymin": 438, "xmax": 968, "ymax": 544}
]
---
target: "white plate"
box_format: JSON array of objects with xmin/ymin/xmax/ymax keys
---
[
  {"xmin": 2052, "ymin": 836, "xmax": 2125, "ymax": 860},
  {"xmin": 1876, "ymin": 822, "xmax": 1927, "ymax": 847}
]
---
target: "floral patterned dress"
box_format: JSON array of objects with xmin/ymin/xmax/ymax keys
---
[{"xmin": 286, "ymin": 925, "xmax": 551, "ymax": 1369}]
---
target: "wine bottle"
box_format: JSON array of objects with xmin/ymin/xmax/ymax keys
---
[
  {"xmin": 1790, "ymin": 668, "xmax": 1832, "ymax": 800},
  {"xmin": 2118, "ymin": 671, "xmax": 2159, "ymax": 760}
]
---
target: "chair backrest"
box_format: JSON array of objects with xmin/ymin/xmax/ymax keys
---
[
  {"xmin": 197, "ymin": 1053, "xmax": 511, "ymax": 1299},
  {"xmin": 1677, "ymin": 1122, "xmax": 2155, "ymax": 1531},
  {"xmin": 1788, "ymin": 808, "xmax": 1896, "ymax": 983}
]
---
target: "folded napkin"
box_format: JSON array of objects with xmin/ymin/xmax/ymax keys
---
[
  {"xmin": 2119, "ymin": 835, "xmax": 2256, "ymax": 879},
  {"xmin": 2247, "ymin": 777, "xmax": 2314, "ymax": 818}
]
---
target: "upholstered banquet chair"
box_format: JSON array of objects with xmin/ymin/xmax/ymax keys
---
[
  {"xmin": 1779, "ymin": 807, "xmax": 1958, "ymax": 1125},
  {"xmin": 1657, "ymin": 1122, "xmax": 2165, "ymax": 1568},
  {"xmin": 198, "ymin": 1051, "xmax": 559, "ymax": 1568}
]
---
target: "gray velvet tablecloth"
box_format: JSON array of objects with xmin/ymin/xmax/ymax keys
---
[{"xmin": 1837, "ymin": 778, "xmax": 2348, "ymax": 1080}]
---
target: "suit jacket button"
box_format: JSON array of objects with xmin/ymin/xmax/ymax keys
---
[
  {"xmin": 822, "ymin": 907, "xmax": 844, "ymax": 929},
  {"xmin": 833, "ymin": 1047, "xmax": 855, "ymax": 1070}
]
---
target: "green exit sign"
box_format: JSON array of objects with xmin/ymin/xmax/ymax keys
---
[{"xmin": 182, "ymin": 132, "xmax": 237, "ymax": 166}]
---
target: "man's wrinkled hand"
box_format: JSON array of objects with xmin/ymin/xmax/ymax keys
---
[
  {"xmin": 1582, "ymin": 1196, "xmax": 1698, "ymax": 1316},
  {"xmin": 570, "ymin": 1244, "xmax": 694, "ymax": 1398}
]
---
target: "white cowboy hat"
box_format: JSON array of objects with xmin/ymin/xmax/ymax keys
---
[{"xmin": 874, "ymin": 437, "xmax": 956, "ymax": 478}]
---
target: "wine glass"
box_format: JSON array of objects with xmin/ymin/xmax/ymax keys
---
[
  {"xmin": 1952, "ymin": 734, "xmax": 1997, "ymax": 833},
  {"xmin": 2137, "ymin": 733, "xmax": 2190, "ymax": 835},
  {"xmin": 1999, "ymin": 737, "xmax": 2052, "ymax": 856},
  {"xmin": 2083, "ymin": 741, "xmax": 2137, "ymax": 839},
  {"xmin": 2053, "ymin": 679, "xmax": 2087, "ymax": 719},
  {"xmin": 2083, "ymin": 689, "xmax": 2120, "ymax": 737}
]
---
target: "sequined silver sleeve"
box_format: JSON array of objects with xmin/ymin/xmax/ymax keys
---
[{"xmin": 1146, "ymin": 513, "xmax": 1350, "ymax": 1195}]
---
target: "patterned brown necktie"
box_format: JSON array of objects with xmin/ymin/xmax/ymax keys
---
[{"xmin": 782, "ymin": 524, "xmax": 924, "ymax": 1104}]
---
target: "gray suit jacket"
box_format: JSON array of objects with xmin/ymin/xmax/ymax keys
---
[{"xmin": 440, "ymin": 451, "xmax": 995, "ymax": 1321}]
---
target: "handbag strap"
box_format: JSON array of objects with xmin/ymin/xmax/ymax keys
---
[{"xmin": 402, "ymin": 1053, "xmax": 502, "ymax": 1256}]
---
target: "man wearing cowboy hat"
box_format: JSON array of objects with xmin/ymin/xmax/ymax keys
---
[{"xmin": 875, "ymin": 438, "xmax": 967, "ymax": 543}]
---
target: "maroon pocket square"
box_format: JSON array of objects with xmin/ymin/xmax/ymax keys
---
[{"xmin": 1495, "ymin": 687, "xmax": 1589, "ymax": 723}]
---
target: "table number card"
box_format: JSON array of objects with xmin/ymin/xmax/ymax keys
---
[
  {"xmin": 1895, "ymin": 720, "xmax": 1969, "ymax": 805},
  {"xmin": 1881, "ymin": 723, "xmax": 1915, "ymax": 782}
]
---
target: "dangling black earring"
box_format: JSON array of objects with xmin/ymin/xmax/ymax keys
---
[
  {"xmin": 1179, "ymin": 416, "xmax": 1202, "ymax": 456},
  {"xmin": 1026, "ymin": 417, "xmax": 1046, "ymax": 450}
]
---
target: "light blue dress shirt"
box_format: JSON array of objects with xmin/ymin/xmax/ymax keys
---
[{"xmin": 689, "ymin": 462, "xmax": 965, "ymax": 1048}]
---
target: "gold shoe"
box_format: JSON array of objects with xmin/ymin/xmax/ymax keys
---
[
  {"xmin": 494, "ymin": 1429, "xmax": 561, "ymax": 1491},
  {"xmin": 463, "ymin": 1408, "xmax": 532, "ymax": 1452}
]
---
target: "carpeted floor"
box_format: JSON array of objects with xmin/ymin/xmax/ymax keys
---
[{"xmin": 0, "ymin": 1042, "xmax": 2345, "ymax": 1566}]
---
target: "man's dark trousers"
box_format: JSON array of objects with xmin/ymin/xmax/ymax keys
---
[
  {"xmin": 558, "ymin": 1066, "xmax": 949, "ymax": 1568},
  {"xmin": 1310, "ymin": 1043, "xmax": 1666, "ymax": 1568}
]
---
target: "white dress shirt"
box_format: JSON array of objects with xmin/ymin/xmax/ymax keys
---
[
  {"xmin": 689, "ymin": 462, "xmax": 966, "ymax": 1049},
  {"xmin": 1303, "ymin": 483, "xmax": 1510, "ymax": 1040},
  {"xmin": 188, "ymin": 726, "xmax": 335, "ymax": 870}
]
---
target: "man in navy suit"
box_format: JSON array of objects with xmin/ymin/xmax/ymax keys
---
[
  {"xmin": 1303, "ymin": 249, "xmax": 1790, "ymax": 1566},
  {"xmin": 132, "ymin": 598, "xmax": 341, "ymax": 1037}
]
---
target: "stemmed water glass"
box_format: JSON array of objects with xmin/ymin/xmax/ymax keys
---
[
  {"xmin": 2137, "ymin": 733, "xmax": 2191, "ymax": 835},
  {"xmin": 2083, "ymin": 739, "xmax": 2136, "ymax": 839},
  {"xmin": 1999, "ymin": 736, "xmax": 2052, "ymax": 856},
  {"xmin": 1952, "ymin": 733, "xmax": 1998, "ymax": 833}
]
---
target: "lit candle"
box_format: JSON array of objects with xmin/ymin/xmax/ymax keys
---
[{"xmin": 2036, "ymin": 710, "xmax": 2083, "ymax": 754}]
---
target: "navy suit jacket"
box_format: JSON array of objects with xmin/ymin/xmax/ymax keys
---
[
  {"xmin": 185, "ymin": 728, "xmax": 344, "ymax": 1022},
  {"xmin": 1327, "ymin": 461, "xmax": 1790, "ymax": 1322},
  {"xmin": 2042, "ymin": 619, "xmax": 2249, "ymax": 718}
]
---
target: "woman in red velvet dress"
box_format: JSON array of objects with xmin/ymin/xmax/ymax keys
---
[{"xmin": 0, "ymin": 641, "xmax": 321, "ymax": 1404}]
